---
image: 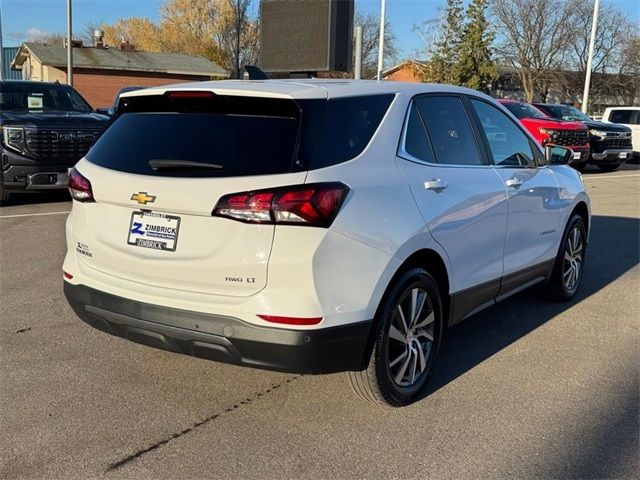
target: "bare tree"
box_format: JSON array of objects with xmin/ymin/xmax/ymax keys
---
[
  {"xmin": 489, "ymin": 0, "xmax": 576, "ymax": 101},
  {"xmin": 215, "ymin": 0, "xmax": 259, "ymax": 79},
  {"xmin": 354, "ymin": 8, "xmax": 398, "ymax": 79}
]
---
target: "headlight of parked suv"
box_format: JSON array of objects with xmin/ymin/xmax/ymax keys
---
[
  {"xmin": 2, "ymin": 126, "xmax": 26, "ymax": 153},
  {"xmin": 589, "ymin": 129, "xmax": 608, "ymax": 139}
]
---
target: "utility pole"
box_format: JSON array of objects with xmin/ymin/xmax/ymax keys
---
[
  {"xmin": 66, "ymin": 0, "xmax": 73, "ymax": 86},
  {"xmin": 354, "ymin": 26, "xmax": 362, "ymax": 80},
  {"xmin": 581, "ymin": 0, "xmax": 600, "ymax": 113},
  {"xmin": 0, "ymin": 6, "xmax": 4, "ymax": 81},
  {"xmin": 376, "ymin": 0, "xmax": 386, "ymax": 81}
]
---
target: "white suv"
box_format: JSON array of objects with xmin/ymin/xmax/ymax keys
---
[{"xmin": 63, "ymin": 80, "xmax": 590, "ymax": 406}]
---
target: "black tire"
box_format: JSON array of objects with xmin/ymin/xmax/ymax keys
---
[
  {"xmin": 545, "ymin": 214, "xmax": 587, "ymax": 301},
  {"xmin": 0, "ymin": 179, "xmax": 10, "ymax": 206},
  {"xmin": 348, "ymin": 268, "xmax": 443, "ymax": 407},
  {"xmin": 573, "ymin": 162, "xmax": 588, "ymax": 172},
  {"xmin": 596, "ymin": 162, "xmax": 621, "ymax": 172}
]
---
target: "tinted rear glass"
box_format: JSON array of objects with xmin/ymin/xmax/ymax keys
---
[
  {"xmin": 86, "ymin": 92, "xmax": 393, "ymax": 177},
  {"xmin": 87, "ymin": 112, "xmax": 298, "ymax": 177}
]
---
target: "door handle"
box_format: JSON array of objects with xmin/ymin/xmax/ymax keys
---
[
  {"xmin": 505, "ymin": 177, "xmax": 523, "ymax": 189},
  {"xmin": 424, "ymin": 178, "xmax": 448, "ymax": 191}
]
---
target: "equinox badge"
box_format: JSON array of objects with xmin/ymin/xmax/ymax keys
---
[{"xmin": 131, "ymin": 192, "xmax": 156, "ymax": 205}]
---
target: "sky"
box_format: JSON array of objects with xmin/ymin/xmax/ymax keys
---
[{"xmin": 1, "ymin": 0, "xmax": 639, "ymax": 64}]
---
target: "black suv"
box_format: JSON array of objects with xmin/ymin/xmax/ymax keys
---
[
  {"xmin": 533, "ymin": 103, "xmax": 633, "ymax": 172},
  {"xmin": 0, "ymin": 80, "xmax": 108, "ymax": 203}
]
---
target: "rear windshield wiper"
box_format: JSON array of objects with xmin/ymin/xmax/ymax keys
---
[{"xmin": 148, "ymin": 159, "xmax": 223, "ymax": 170}]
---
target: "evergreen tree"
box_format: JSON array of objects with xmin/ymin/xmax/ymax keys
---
[
  {"xmin": 427, "ymin": 0, "xmax": 464, "ymax": 84},
  {"xmin": 458, "ymin": 0, "xmax": 498, "ymax": 92}
]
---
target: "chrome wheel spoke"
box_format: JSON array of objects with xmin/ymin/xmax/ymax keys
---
[
  {"xmin": 409, "ymin": 349, "xmax": 418, "ymax": 385},
  {"xmin": 416, "ymin": 327, "xmax": 434, "ymax": 342},
  {"xmin": 394, "ymin": 352, "xmax": 412, "ymax": 384},
  {"xmin": 389, "ymin": 325, "xmax": 406, "ymax": 344},
  {"xmin": 417, "ymin": 344, "xmax": 427, "ymax": 373},
  {"xmin": 564, "ymin": 251, "xmax": 572, "ymax": 262},
  {"xmin": 389, "ymin": 349, "xmax": 408, "ymax": 368},
  {"xmin": 414, "ymin": 311, "xmax": 434, "ymax": 329},
  {"xmin": 396, "ymin": 305, "xmax": 409, "ymax": 334},
  {"xmin": 410, "ymin": 290, "xmax": 427, "ymax": 330}
]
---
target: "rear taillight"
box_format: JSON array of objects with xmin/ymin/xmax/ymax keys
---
[
  {"xmin": 68, "ymin": 167, "xmax": 94, "ymax": 202},
  {"xmin": 213, "ymin": 183, "xmax": 349, "ymax": 227}
]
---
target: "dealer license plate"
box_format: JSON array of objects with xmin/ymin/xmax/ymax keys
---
[
  {"xmin": 573, "ymin": 152, "xmax": 582, "ymax": 160},
  {"xmin": 127, "ymin": 211, "xmax": 180, "ymax": 251},
  {"xmin": 619, "ymin": 152, "xmax": 628, "ymax": 159}
]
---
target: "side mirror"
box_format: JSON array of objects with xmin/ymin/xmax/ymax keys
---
[
  {"xmin": 95, "ymin": 107, "xmax": 111, "ymax": 117},
  {"xmin": 545, "ymin": 145, "xmax": 573, "ymax": 165}
]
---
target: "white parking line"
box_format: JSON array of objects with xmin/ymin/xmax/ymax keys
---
[
  {"xmin": 0, "ymin": 210, "xmax": 70, "ymax": 219},
  {"xmin": 585, "ymin": 174, "xmax": 640, "ymax": 180}
]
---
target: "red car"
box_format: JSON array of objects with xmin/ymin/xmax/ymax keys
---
[{"xmin": 499, "ymin": 99, "xmax": 590, "ymax": 170}]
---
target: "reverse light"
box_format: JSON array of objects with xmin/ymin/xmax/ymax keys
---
[
  {"xmin": 257, "ymin": 315, "xmax": 323, "ymax": 326},
  {"xmin": 2, "ymin": 126, "xmax": 25, "ymax": 153},
  {"xmin": 68, "ymin": 167, "xmax": 95, "ymax": 202},
  {"xmin": 213, "ymin": 183, "xmax": 349, "ymax": 227}
]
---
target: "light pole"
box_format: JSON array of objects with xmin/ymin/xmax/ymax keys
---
[
  {"xmin": 376, "ymin": 0, "xmax": 386, "ymax": 81},
  {"xmin": 581, "ymin": 0, "xmax": 600, "ymax": 113},
  {"xmin": 0, "ymin": 6, "xmax": 4, "ymax": 81},
  {"xmin": 354, "ymin": 26, "xmax": 362, "ymax": 80},
  {"xmin": 67, "ymin": 0, "xmax": 73, "ymax": 86}
]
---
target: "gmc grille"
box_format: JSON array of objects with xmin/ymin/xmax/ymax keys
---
[
  {"xmin": 548, "ymin": 129, "xmax": 589, "ymax": 147},
  {"xmin": 24, "ymin": 128, "xmax": 103, "ymax": 163}
]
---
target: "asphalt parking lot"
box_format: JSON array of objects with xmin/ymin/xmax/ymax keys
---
[{"xmin": 1, "ymin": 164, "xmax": 638, "ymax": 480}]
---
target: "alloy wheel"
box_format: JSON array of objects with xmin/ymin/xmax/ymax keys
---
[
  {"xmin": 563, "ymin": 226, "xmax": 584, "ymax": 291},
  {"xmin": 387, "ymin": 287, "xmax": 435, "ymax": 388}
]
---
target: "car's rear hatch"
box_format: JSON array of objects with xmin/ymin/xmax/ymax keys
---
[{"xmin": 74, "ymin": 91, "xmax": 310, "ymax": 297}]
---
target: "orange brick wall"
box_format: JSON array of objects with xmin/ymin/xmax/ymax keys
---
[{"xmin": 63, "ymin": 68, "xmax": 212, "ymax": 108}]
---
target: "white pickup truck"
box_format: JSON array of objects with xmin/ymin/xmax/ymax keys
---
[{"xmin": 602, "ymin": 107, "xmax": 640, "ymax": 160}]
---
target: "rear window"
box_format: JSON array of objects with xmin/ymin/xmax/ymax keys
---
[
  {"xmin": 86, "ymin": 92, "xmax": 393, "ymax": 177},
  {"xmin": 608, "ymin": 110, "xmax": 635, "ymax": 124}
]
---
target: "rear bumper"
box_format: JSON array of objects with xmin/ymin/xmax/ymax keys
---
[{"xmin": 64, "ymin": 282, "xmax": 372, "ymax": 374}]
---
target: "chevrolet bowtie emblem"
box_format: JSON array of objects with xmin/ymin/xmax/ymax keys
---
[{"xmin": 131, "ymin": 192, "xmax": 156, "ymax": 205}]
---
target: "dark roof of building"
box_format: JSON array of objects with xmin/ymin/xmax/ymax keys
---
[{"xmin": 11, "ymin": 42, "xmax": 227, "ymax": 77}]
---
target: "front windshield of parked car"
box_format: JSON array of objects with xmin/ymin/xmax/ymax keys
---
[
  {"xmin": 0, "ymin": 83, "xmax": 92, "ymax": 113},
  {"xmin": 546, "ymin": 105, "xmax": 591, "ymax": 122},
  {"xmin": 502, "ymin": 102, "xmax": 547, "ymax": 120}
]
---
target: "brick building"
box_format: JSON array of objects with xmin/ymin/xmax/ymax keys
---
[{"xmin": 10, "ymin": 41, "xmax": 227, "ymax": 108}]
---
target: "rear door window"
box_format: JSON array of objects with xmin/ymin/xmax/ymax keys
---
[{"xmin": 414, "ymin": 96, "xmax": 483, "ymax": 165}]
